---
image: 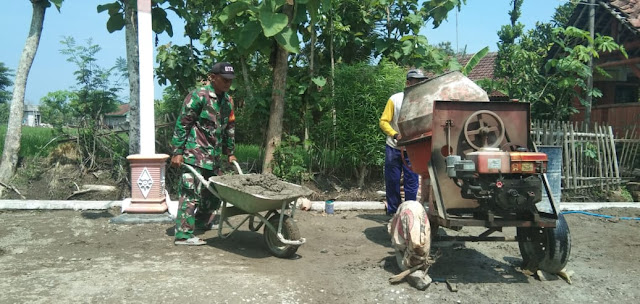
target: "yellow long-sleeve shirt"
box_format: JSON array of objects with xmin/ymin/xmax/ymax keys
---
[{"xmin": 379, "ymin": 92, "xmax": 404, "ymax": 149}]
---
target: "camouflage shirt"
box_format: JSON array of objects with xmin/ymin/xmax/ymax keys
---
[{"xmin": 171, "ymin": 85, "xmax": 236, "ymax": 171}]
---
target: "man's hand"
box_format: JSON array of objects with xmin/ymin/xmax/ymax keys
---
[
  {"xmin": 170, "ymin": 155, "xmax": 184, "ymax": 168},
  {"xmin": 228, "ymin": 155, "xmax": 237, "ymax": 163},
  {"xmin": 393, "ymin": 133, "xmax": 402, "ymax": 140}
]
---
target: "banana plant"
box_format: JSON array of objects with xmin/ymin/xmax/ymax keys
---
[{"xmin": 461, "ymin": 46, "xmax": 489, "ymax": 76}]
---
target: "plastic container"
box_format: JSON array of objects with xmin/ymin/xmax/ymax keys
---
[
  {"xmin": 325, "ymin": 200, "xmax": 334, "ymax": 214},
  {"xmin": 537, "ymin": 145, "xmax": 562, "ymax": 213}
]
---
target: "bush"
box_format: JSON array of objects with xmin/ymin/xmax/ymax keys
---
[
  {"xmin": 326, "ymin": 60, "xmax": 405, "ymax": 184},
  {"xmin": 272, "ymin": 134, "xmax": 310, "ymax": 183}
]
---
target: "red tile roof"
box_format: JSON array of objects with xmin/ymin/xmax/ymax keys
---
[
  {"xmin": 457, "ymin": 52, "xmax": 498, "ymax": 81},
  {"xmin": 609, "ymin": 0, "xmax": 640, "ymax": 30},
  {"xmin": 457, "ymin": 52, "xmax": 506, "ymax": 97},
  {"xmin": 106, "ymin": 104, "xmax": 130, "ymax": 116}
]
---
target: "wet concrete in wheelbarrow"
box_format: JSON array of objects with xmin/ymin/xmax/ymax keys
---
[
  {"xmin": 0, "ymin": 207, "xmax": 639, "ymax": 303},
  {"xmin": 211, "ymin": 173, "xmax": 313, "ymax": 200}
]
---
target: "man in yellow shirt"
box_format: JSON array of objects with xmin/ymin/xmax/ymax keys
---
[{"xmin": 379, "ymin": 69, "xmax": 427, "ymax": 215}]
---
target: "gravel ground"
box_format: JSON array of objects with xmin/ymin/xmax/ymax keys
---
[{"xmin": 1, "ymin": 206, "xmax": 639, "ymax": 303}]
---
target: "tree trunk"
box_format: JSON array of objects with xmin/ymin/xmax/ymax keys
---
[
  {"xmin": 262, "ymin": 4, "xmax": 293, "ymax": 174},
  {"xmin": 262, "ymin": 43, "xmax": 289, "ymax": 174},
  {"xmin": 304, "ymin": 24, "xmax": 316, "ymax": 151},
  {"xmin": 356, "ymin": 164, "xmax": 368, "ymax": 188},
  {"xmin": 0, "ymin": 1, "xmax": 47, "ymax": 183},
  {"xmin": 240, "ymin": 54, "xmax": 254, "ymax": 104},
  {"xmin": 330, "ymin": 11, "xmax": 337, "ymax": 151},
  {"xmin": 124, "ymin": 0, "xmax": 140, "ymax": 155},
  {"xmin": 584, "ymin": 0, "xmax": 595, "ymax": 131}
]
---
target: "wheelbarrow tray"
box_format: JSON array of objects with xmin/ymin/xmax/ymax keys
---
[{"xmin": 208, "ymin": 174, "xmax": 312, "ymax": 214}]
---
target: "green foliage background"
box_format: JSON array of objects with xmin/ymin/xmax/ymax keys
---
[{"xmin": 329, "ymin": 61, "xmax": 405, "ymax": 177}]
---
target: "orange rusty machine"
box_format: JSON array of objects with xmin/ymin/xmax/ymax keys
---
[{"xmin": 397, "ymin": 71, "xmax": 571, "ymax": 274}]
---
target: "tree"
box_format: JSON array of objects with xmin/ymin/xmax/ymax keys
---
[
  {"xmin": 545, "ymin": 26, "xmax": 627, "ymax": 120},
  {"xmin": 59, "ymin": 37, "xmax": 122, "ymax": 123},
  {"xmin": 39, "ymin": 90, "xmax": 73, "ymax": 130},
  {"xmin": 0, "ymin": 62, "xmax": 10, "ymax": 124},
  {"xmin": 0, "ymin": 62, "xmax": 13, "ymax": 104},
  {"xmin": 98, "ymin": 0, "xmax": 179, "ymax": 154},
  {"xmin": 150, "ymin": 0, "xmax": 467, "ymax": 174},
  {"xmin": 55, "ymin": 37, "xmax": 126, "ymax": 172},
  {"xmin": 0, "ymin": 0, "xmax": 63, "ymax": 185},
  {"xmin": 489, "ymin": 1, "xmax": 626, "ymax": 121},
  {"xmin": 202, "ymin": 0, "xmax": 321, "ymax": 173}
]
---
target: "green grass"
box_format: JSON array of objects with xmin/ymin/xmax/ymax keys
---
[
  {"xmin": 0, "ymin": 125, "xmax": 59, "ymax": 157},
  {"xmin": 235, "ymin": 144, "xmax": 262, "ymax": 161},
  {"xmin": 0, "ymin": 125, "xmax": 264, "ymax": 174},
  {"xmin": 235, "ymin": 144, "xmax": 263, "ymax": 172}
]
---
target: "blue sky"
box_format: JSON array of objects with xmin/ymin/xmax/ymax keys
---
[{"xmin": 1, "ymin": 0, "xmax": 568, "ymax": 105}]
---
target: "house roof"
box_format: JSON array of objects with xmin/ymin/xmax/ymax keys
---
[
  {"xmin": 567, "ymin": 0, "xmax": 640, "ymax": 58},
  {"xmin": 422, "ymin": 52, "xmax": 505, "ymax": 98},
  {"xmin": 106, "ymin": 104, "xmax": 130, "ymax": 116},
  {"xmin": 457, "ymin": 52, "xmax": 498, "ymax": 81},
  {"xmin": 609, "ymin": 0, "xmax": 640, "ymax": 30},
  {"xmin": 456, "ymin": 52, "xmax": 506, "ymax": 98},
  {"xmin": 24, "ymin": 105, "xmax": 39, "ymax": 112}
]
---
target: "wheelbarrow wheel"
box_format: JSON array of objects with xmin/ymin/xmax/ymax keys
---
[
  {"xmin": 517, "ymin": 213, "xmax": 571, "ymax": 273},
  {"xmin": 264, "ymin": 214, "xmax": 300, "ymax": 258}
]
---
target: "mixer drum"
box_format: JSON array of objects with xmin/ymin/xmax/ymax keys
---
[{"xmin": 397, "ymin": 71, "xmax": 489, "ymax": 176}]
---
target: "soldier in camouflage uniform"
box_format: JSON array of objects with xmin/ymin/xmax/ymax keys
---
[{"xmin": 170, "ymin": 62, "xmax": 237, "ymax": 246}]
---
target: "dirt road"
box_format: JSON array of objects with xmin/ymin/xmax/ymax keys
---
[{"xmin": 1, "ymin": 207, "xmax": 639, "ymax": 303}]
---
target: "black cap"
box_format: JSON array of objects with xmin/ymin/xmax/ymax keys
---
[
  {"xmin": 406, "ymin": 69, "xmax": 428, "ymax": 80},
  {"xmin": 210, "ymin": 62, "xmax": 236, "ymax": 79}
]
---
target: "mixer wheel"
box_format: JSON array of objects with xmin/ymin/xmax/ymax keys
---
[{"xmin": 517, "ymin": 213, "xmax": 571, "ymax": 273}]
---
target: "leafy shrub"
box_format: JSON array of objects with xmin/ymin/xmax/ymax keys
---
[
  {"xmin": 272, "ymin": 134, "xmax": 311, "ymax": 183},
  {"xmin": 328, "ymin": 60, "xmax": 405, "ymax": 185}
]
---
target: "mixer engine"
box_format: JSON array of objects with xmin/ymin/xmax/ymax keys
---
[{"xmin": 444, "ymin": 110, "xmax": 548, "ymax": 214}]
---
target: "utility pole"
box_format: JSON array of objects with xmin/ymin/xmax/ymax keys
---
[
  {"xmin": 456, "ymin": 9, "xmax": 459, "ymax": 54},
  {"xmin": 585, "ymin": 0, "xmax": 595, "ymax": 131}
]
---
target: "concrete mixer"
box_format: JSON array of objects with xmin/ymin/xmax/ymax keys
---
[{"xmin": 397, "ymin": 71, "xmax": 571, "ymax": 274}]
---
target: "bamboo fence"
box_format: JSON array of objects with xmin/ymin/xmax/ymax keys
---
[{"xmin": 531, "ymin": 120, "xmax": 640, "ymax": 192}]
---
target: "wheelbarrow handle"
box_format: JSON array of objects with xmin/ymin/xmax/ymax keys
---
[
  {"xmin": 181, "ymin": 163, "xmax": 222, "ymax": 200},
  {"xmin": 231, "ymin": 160, "xmax": 243, "ymax": 175},
  {"xmin": 181, "ymin": 163, "xmax": 209, "ymax": 186}
]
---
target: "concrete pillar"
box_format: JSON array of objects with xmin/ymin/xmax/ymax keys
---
[{"xmin": 122, "ymin": 0, "xmax": 169, "ymax": 213}]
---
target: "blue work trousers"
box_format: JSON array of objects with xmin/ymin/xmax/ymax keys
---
[{"xmin": 384, "ymin": 145, "xmax": 419, "ymax": 215}]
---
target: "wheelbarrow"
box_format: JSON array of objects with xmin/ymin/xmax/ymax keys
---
[{"xmin": 182, "ymin": 163, "xmax": 312, "ymax": 258}]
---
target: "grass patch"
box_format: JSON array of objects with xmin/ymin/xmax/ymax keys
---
[
  {"xmin": 235, "ymin": 144, "xmax": 262, "ymax": 173},
  {"xmin": 0, "ymin": 126, "xmax": 59, "ymax": 157}
]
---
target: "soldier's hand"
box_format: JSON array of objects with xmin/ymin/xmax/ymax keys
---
[
  {"xmin": 228, "ymin": 155, "xmax": 237, "ymax": 163},
  {"xmin": 170, "ymin": 155, "xmax": 184, "ymax": 168}
]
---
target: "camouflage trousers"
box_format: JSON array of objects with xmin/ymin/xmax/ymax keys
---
[{"xmin": 175, "ymin": 166, "xmax": 221, "ymax": 240}]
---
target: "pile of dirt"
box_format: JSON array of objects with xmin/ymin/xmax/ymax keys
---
[
  {"xmin": 1, "ymin": 156, "xmax": 384, "ymax": 202},
  {"xmin": 1, "ymin": 157, "xmax": 125, "ymax": 201},
  {"xmin": 302, "ymin": 174, "xmax": 386, "ymax": 202}
]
